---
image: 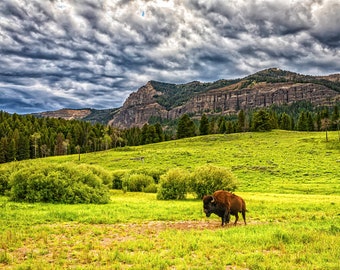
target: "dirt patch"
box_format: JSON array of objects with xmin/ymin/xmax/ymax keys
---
[{"xmin": 111, "ymin": 219, "xmax": 261, "ymax": 232}]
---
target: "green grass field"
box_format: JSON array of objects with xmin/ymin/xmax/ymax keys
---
[{"xmin": 0, "ymin": 130, "xmax": 339, "ymax": 269}]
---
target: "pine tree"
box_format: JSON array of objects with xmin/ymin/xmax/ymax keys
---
[
  {"xmin": 226, "ymin": 121, "xmax": 234, "ymax": 134},
  {"xmin": 177, "ymin": 114, "xmax": 196, "ymax": 139},
  {"xmin": 331, "ymin": 105, "xmax": 339, "ymax": 130},
  {"xmin": 297, "ymin": 112, "xmax": 307, "ymax": 131},
  {"xmin": 0, "ymin": 137, "xmax": 8, "ymax": 163},
  {"xmin": 279, "ymin": 113, "xmax": 292, "ymax": 130},
  {"xmin": 306, "ymin": 112, "xmax": 314, "ymax": 131},
  {"xmin": 141, "ymin": 124, "xmax": 149, "ymax": 145},
  {"xmin": 218, "ymin": 117, "xmax": 226, "ymax": 134},
  {"xmin": 252, "ymin": 110, "xmax": 272, "ymax": 131},
  {"xmin": 154, "ymin": 123, "xmax": 165, "ymax": 142},
  {"xmin": 199, "ymin": 114, "xmax": 209, "ymax": 135},
  {"xmin": 238, "ymin": 110, "xmax": 245, "ymax": 132}
]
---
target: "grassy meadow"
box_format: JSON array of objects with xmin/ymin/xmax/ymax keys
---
[{"xmin": 0, "ymin": 130, "xmax": 339, "ymax": 269}]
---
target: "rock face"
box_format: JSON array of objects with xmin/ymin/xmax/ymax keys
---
[
  {"xmin": 35, "ymin": 109, "xmax": 92, "ymax": 120},
  {"xmin": 110, "ymin": 79, "xmax": 340, "ymax": 128},
  {"xmin": 109, "ymin": 82, "xmax": 168, "ymax": 128},
  {"xmin": 178, "ymin": 82, "xmax": 338, "ymax": 116}
]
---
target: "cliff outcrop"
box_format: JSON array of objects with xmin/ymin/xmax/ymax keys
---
[
  {"xmin": 109, "ymin": 70, "xmax": 340, "ymax": 128},
  {"xmin": 36, "ymin": 109, "xmax": 92, "ymax": 120},
  {"xmin": 109, "ymin": 82, "xmax": 168, "ymax": 128}
]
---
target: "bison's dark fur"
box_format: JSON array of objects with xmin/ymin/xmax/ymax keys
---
[{"xmin": 203, "ymin": 190, "xmax": 247, "ymax": 226}]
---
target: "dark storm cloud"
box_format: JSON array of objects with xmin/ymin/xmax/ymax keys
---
[{"xmin": 0, "ymin": 0, "xmax": 339, "ymax": 114}]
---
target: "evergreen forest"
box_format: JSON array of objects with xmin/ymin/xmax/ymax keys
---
[{"xmin": 0, "ymin": 101, "xmax": 339, "ymax": 163}]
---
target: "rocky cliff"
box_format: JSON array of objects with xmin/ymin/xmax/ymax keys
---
[
  {"xmin": 35, "ymin": 108, "xmax": 93, "ymax": 120},
  {"xmin": 32, "ymin": 108, "xmax": 118, "ymax": 124},
  {"xmin": 109, "ymin": 69, "xmax": 340, "ymax": 128},
  {"xmin": 108, "ymin": 82, "xmax": 168, "ymax": 128}
]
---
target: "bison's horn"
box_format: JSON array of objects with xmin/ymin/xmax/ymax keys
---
[{"xmin": 211, "ymin": 196, "xmax": 215, "ymax": 203}]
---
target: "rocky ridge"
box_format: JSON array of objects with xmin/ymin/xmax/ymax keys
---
[
  {"xmin": 109, "ymin": 69, "xmax": 340, "ymax": 128},
  {"xmin": 34, "ymin": 109, "xmax": 92, "ymax": 120},
  {"xmin": 30, "ymin": 69, "xmax": 340, "ymax": 128}
]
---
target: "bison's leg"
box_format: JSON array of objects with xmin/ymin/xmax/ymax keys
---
[
  {"xmin": 221, "ymin": 211, "xmax": 230, "ymax": 226},
  {"xmin": 226, "ymin": 212, "xmax": 231, "ymax": 224},
  {"xmin": 234, "ymin": 213, "xmax": 239, "ymax": 225},
  {"xmin": 242, "ymin": 210, "xmax": 246, "ymax": 225}
]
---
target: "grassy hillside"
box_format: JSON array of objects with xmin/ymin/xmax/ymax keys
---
[
  {"xmin": 6, "ymin": 129, "xmax": 338, "ymax": 195},
  {"xmin": 0, "ymin": 130, "xmax": 339, "ymax": 269}
]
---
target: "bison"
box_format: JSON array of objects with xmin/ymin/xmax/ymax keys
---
[{"xmin": 203, "ymin": 190, "xmax": 247, "ymax": 226}]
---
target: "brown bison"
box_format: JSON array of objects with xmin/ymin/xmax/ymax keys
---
[{"xmin": 203, "ymin": 190, "xmax": 247, "ymax": 226}]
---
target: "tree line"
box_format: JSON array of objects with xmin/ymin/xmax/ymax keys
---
[
  {"xmin": 0, "ymin": 111, "xmax": 169, "ymax": 163},
  {"xmin": 0, "ymin": 102, "xmax": 339, "ymax": 163},
  {"xmin": 177, "ymin": 104, "xmax": 340, "ymax": 138}
]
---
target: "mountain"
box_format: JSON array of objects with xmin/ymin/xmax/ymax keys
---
[
  {"xmin": 109, "ymin": 68, "xmax": 340, "ymax": 128},
  {"xmin": 32, "ymin": 108, "xmax": 118, "ymax": 124},
  {"xmin": 31, "ymin": 68, "xmax": 340, "ymax": 128}
]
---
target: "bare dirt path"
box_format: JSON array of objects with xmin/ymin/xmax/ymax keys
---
[{"xmin": 112, "ymin": 219, "xmax": 260, "ymax": 233}]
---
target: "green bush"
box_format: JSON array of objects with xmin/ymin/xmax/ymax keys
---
[
  {"xmin": 130, "ymin": 168, "xmax": 165, "ymax": 184},
  {"xmin": 0, "ymin": 168, "xmax": 11, "ymax": 195},
  {"xmin": 122, "ymin": 173, "xmax": 154, "ymax": 192},
  {"xmin": 9, "ymin": 163, "xmax": 110, "ymax": 204},
  {"xmin": 157, "ymin": 168, "xmax": 189, "ymax": 200},
  {"xmin": 112, "ymin": 170, "xmax": 128, "ymax": 189},
  {"xmin": 76, "ymin": 164, "xmax": 112, "ymax": 186},
  {"xmin": 190, "ymin": 165, "xmax": 237, "ymax": 199},
  {"xmin": 143, "ymin": 183, "xmax": 158, "ymax": 193}
]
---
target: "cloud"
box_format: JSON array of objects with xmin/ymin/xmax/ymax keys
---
[{"xmin": 0, "ymin": 0, "xmax": 339, "ymax": 114}]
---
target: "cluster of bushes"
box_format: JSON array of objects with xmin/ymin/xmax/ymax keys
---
[
  {"xmin": 111, "ymin": 164, "xmax": 237, "ymax": 200},
  {"xmin": 157, "ymin": 165, "xmax": 237, "ymax": 200},
  {"xmin": 0, "ymin": 162, "xmax": 237, "ymax": 203},
  {"xmin": 1, "ymin": 162, "xmax": 111, "ymax": 204}
]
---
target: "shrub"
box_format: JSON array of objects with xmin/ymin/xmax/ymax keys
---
[
  {"xmin": 130, "ymin": 168, "xmax": 165, "ymax": 184},
  {"xmin": 112, "ymin": 170, "xmax": 128, "ymax": 189},
  {"xmin": 143, "ymin": 183, "xmax": 158, "ymax": 193},
  {"xmin": 157, "ymin": 168, "xmax": 189, "ymax": 200},
  {"xmin": 76, "ymin": 164, "xmax": 112, "ymax": 186},
  {"xmin": 122, "ymin": 173, "xmax": 154, "ymax": 192},
  {"xmin": 0, "ymin": 168, "xmax": 11, "ymax": 195},
  {"xmin": 190, "ymin": 165, "xmax": 237, "ymax": 199},
  {"xmin": 9, "ymin": 163, "xmax": 110, "ymax": 204}
]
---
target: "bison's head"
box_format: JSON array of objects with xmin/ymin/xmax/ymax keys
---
[{"xmin": 202, "ymin": 195, "xmax": 216, "ymax": 217}]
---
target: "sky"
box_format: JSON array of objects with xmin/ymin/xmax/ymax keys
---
[{"xmin": 1, "ymin": 0, "xmax": 340, "ymax": 114}]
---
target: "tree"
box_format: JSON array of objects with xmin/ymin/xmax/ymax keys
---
[
  {"xmin": 208, "ymin": 118, "xmax": 218, "ymax": 134},
  {"xmin": 55, "ymin": 132, "xmax": 65, "ymax": 155},
  {"xmin": 306, "ymin": 112, "xmax": 314, "ymax": 131},
  {"xmin": 177, "ymin": 114, "xmax": 196, "ymax": 139},
  {"xmin": 199, "ymin": 114, "xmax": 209, "ymax": 135},
  {"xmin": 238, "ymin": 110, "xmax": 246, "ymax": 132},
  {"xmin": 145, "ymin": 125, "xmax": 157, "ymax": 144},
  {"xmin": 31, "ymin": 132, "xmax": 41, "ymax": 158},
  {"xmin": 155, "ymin": 123, "xmax": 165, "ymax": 142},
  {"xmin": 252, "ymin": 110, "xmax": 272, "ymax": 131},
  {"xmin": 269, "ymin": 110, "xmax": 279, "ymax": 129},
  {"xmin": 0, "ymin": 137, "xmax": 8, "ymax": 163},
  {"xmin": 297, "ymin": 112, "xmax": 307, "ymax": 131},
  {"xmin": 17, "ymin": 134, "xmax": 30, "ymax": 160},
  {"xmin": 226, "ymin": 121, "xmax": 234, "ymax": 134},
  {"xmin": 103, "ymin": 134, "xmax": 112, "ymax": 150},
  {"xmin": 279, "ymin": 112, "xmax": 292, "ymax": 130},
  {"xmin": 316, "ymin": 112, "xmax": 322, "ymax": 131},
  {"xmin": 218, "ymin": 117, "xmax": 226, "ymax": 134},
  {"xmin": 141, "ymin": 124, "xmax": 149, "ymax": 145},
  {"xmin": 331, "ymin": 105, "xmax": 339, "ymax": 130}
]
